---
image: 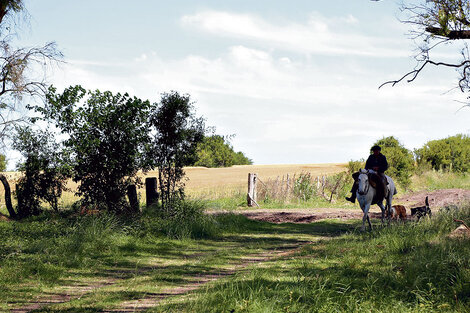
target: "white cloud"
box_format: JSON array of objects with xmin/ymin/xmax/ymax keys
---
[
  {"xmin": 43, "ymin": 9, "xmax": 470, "ymax": 165},
  {"xmin": 181, "ymin": 10, "xmax": 408, "ymax": 57}
]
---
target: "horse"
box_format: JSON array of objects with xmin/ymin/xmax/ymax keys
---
[{"xmin": 356, "ymin": 168, "xmax": 397, "ymax": 231}]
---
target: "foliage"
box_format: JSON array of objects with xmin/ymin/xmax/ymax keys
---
[
  {"xmin": 293, "ymin": 172, "xmax": 316, "ymax": 201},
  {"xmin": 12, "ymin": 126, "xmax": 70, "ymax": 217},
  {"xmin": 415, "ymin": 134, "xmax": 470, "ymax": 172},
  {"xmin": 194, "ymin": 134, "xmax": 252, "ymax": 167},
  {"xmin": 373, "ymin": 136, "xmax": 415, "ymax": 189},
  {"xmin": 0, "ymin": 153, "xmax": 5, "ymax": 171},
  {"xmin": 35, "ymin": 85, "xmax": 151, "ymax": 212},
  {"xmin": 347, "ymin": 159, "xmax": 365, "ymax": 174},
  {"xmin": 148, "ymin": 91, "xmax": 205, "ymax": 212}
]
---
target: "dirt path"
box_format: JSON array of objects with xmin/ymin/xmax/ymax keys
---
[
  {"xmin": 9, "ymin": 243, "xmax": 310, "ymax": 312},
  {"xmin": 102, "ymin": 243, "xmax": 305, "ymax": 312},
  {"xmin": 232, "ymin": 188, "xmax": 470, "ymax": 224}
]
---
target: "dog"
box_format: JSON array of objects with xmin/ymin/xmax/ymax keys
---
[
  {"xmin": 388, "ymin": 204, "xmax": 407, "ymax": 221},
  {"xmin": 410, "ymin": 196, "xmax": 431, "ymax": 221}
]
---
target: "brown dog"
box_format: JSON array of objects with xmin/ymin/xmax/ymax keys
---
[{"xmin": 388, "ymin": 205, "xmax": 407, "ymax": 221}]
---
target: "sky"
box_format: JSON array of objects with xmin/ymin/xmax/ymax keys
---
[{"xmin": 8, "ymin": 0, "xmax": 470, "ymax": 168}]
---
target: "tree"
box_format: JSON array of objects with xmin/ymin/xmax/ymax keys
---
[
  {"xmin": 194, "ymin": 134, "xmax": 252, "ymax": 168},
  {"xmin": 0, "ymin": 0, "xmax": 62, "ymax": 218},
  {"xmin": 373, "ymin": 136, "xmax": 415, "ymax": 189},
  {"xmin": 13, "ymin": 126, "xmax": 70, "ymax": 217},
  {"xmin": 415, "ymin": 134, "xmax": 470, "ymax": 172},
  {"xmin": 148, "ymin": 91, "xmax": 205, "ymax": 212},
  {"xmin": 36, "ymin": 85, "xmax": 151, "ymax": 213},
  {"xmin": 380, "ymin": 1, "xmax": 470, "ymax": 105}
]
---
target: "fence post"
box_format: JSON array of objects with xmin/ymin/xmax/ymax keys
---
[
  {"xmin": 247, "ymin": 173, "xmax": 258, "ymax": 207},
  {"xmin": 127, "ymin": 184, "xmax": 139, "ymax": 212},
  {"xmin": 145, "ymin": 177, "xmax": 159, "ymax": 208}
]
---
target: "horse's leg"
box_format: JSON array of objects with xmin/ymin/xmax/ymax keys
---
[
  {"xmin": 362, "ymin": 203, "xmax": 370, "ymax": 231},
  {"xmin": 377, "ymin": 202, "xmax": 386, "ymax": 227}
]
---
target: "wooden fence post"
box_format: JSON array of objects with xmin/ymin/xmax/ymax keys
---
[
  {"xmin": 127, "ymin": 184, "xmax": 139, "ymax": 212},
  {"xmin": 145, "ymin": 177, "xmax": 159, "ymax": 208},
  {"xmin": 247, "ymin": 173, "xmax": 259, "ymax": 207}
]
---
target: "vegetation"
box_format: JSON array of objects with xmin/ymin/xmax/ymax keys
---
[
  {"xmin": 33, "ymin": 86, "xmax": 151, "ymax": 213},
  {"xmin": 415, "ymin": 134, "xmax": 470, "ymax": 172},
  {"xmin": 13, "ymin": 126, "xmax": 70, "ymax": 217},
  {"xmin": 148, "ymin": 91, "xmax": 205, "ymax": 212},
  {"xmin": 157, "ymin": 204, "xmax": 470, "ymax": 313},
  {"xmin": 1, "ymin": 200, "xmax": 468, "ymax": 312},
  {"xmin": 373, "ymin": 136, "xmax": 414, "ymax": 189},
  {"xmin": 194, "ymin": 134, "xmax": 252, "ymax": 168}
]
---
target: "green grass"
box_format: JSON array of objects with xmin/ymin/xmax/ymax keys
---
[
  {"xmin": 410, "ymin": 171, "xmax": 470, "ymax": 191},
  {"xmin": 0, "ymin": 203, "xmax": 352, "ymax": 312},
  {"xmin": 153, "ymin": 205, "xmax": 470, "ymax": 313}
]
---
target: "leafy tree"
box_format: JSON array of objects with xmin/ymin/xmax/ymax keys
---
[
  {"xmin": 194, "ymin": 134, "xmax": 252, "ymax": 168},
  {"xmin": 373, "ymin": 136, "xmax": 415, "ymax": 189},
  {"xmin": 36, "ymin": 85, "xmax": 151, "ymax": 212},
  {"xmin": 13, "ymin": 126, "xmax": 70, "ymax": 217},
  {"xmin": 380, "ymin": 1, "xmax": 470, "ymax": 105},
  {"xmin": 0, "ymin": 153, "xmax": 5, "ymax": 171},
  {"xmin": 415, "ymin": 134, "xmax": 470, "ymax": 172},
  {"xmin": 148, "ymin": 91, "xmax": 205, "ymax": 212}
]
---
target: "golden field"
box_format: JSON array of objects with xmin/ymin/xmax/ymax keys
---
[{"xmin": 1, "ymin": 163, "xmax": 347, "ymax": 208}]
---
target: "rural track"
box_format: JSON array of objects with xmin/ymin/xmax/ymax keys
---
[{"xmin": 7, "ymin": 242, "xmax": 310, "ymax": 313}]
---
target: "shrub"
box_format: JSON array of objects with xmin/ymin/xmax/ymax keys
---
[
  {"xmin": 35, "ymin": 86, "xmax": 151, "ymax": 213},
  {"xmin": 415, "ymin": 134, "xmax": 470, "ymax": 172},
  {"xmin": 13, "ymin": 126, "xmax": 70, "ymax": 217},
  {"xmin": 373, "ymin": 136, "xmax": 414, "ymax": 189}
]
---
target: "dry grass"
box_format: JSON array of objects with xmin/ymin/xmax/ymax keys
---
[{"xmin": 0, "ymin": 163, "xmax": 347, "ymax": 209}]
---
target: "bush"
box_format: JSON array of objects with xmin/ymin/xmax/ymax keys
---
[
  {"xmin": 13, "ymin": 127, "xmax": 70, "ymax": 217},
  {"xmin": 415, "ymin": 134, "xmax": 470, "ymax": 172},
  {"xmin": 373, "ymin": 136, "xmax": 414, "ymax": 190},
  {"xmin": 36, "ymin": 86, "xmax": 151, "ymax": 212}
]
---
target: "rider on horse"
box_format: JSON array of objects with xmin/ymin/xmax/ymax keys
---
[{"xmin": 346, "ymin": 145, "xmax": 389, "ymax": 203}]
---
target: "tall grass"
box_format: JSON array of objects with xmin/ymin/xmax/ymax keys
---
[
  {"xmin": 157, "ymin": 204, "xmax": 470, "ymax": 312},
  {"xmin": 411, "ymin": 171, "xmax": 470, "ymax": 191}
]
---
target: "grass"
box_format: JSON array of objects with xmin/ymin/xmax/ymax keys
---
[
  {"xmin": 1, "ymin": 202, "xmax": 469, "ymax": 312},
  {"xmin": 153, "ymin": 204, "xmax": 470, "ymax": 313},
  {"xmin": 410, "ymin": 171, "xmax": 470, "ymax": 192},
  {"xmin": 0, "ymin": 202, "xmax": 353, "ymax": 312}
]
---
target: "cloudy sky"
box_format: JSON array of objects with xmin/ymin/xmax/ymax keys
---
[{"xmin": 12, "ymin": 0, "xmax": 470, "ymax": 166}]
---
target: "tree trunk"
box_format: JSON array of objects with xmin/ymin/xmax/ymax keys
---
[{"xmin": 0, "ymin": 174, "xmax": 16, "ymax": 219}]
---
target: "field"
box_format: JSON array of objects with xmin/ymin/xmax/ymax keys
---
[
  {"xmin": 0, "ymin": 164, "xmax": 469, "ymax": 312},
  {"xmin": 1, "ymin": 163, "xmax": 348, "ymax": 212}
]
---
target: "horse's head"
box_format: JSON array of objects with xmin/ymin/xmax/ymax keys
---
[{"xmin": 357, "ymin": 168, "xmax": 370, "ymax": 195}]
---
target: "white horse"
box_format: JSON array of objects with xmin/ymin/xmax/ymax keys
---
[{"xmin": 356, "ymin": 169, "xmax": 397, "ymax": 231}]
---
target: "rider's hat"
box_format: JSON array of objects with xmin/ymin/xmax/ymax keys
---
[{"xmin": 371, "ymin": 145, "xmax": 381, "ymax": 151}]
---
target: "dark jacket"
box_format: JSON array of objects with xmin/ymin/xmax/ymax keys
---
[{"xmin": 365, "ymin": 153, "xmax": 388, "ymax": 173}]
